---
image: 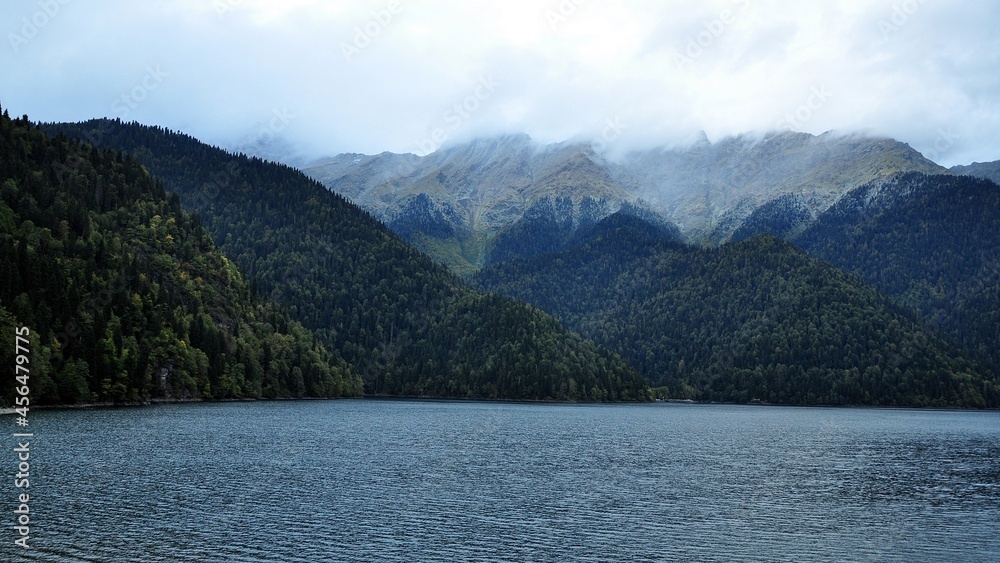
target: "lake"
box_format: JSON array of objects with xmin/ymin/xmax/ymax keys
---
[{"xmin": 6, "ymin": 400, "xmax": 999, "ymax": 561}]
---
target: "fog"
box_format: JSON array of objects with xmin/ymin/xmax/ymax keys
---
[{"xmin": 1, "ymin": 0, "xmax": 998, "ymax": 166}]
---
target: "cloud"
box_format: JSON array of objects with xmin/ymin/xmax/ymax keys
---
[{"xmin": 1, "ymin": 0, "xmax": 998, "ymax": 166}]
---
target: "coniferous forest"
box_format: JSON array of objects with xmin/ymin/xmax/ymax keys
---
[
  {"xmin": 0, "ymin": 109, "xmax": 363, "ymax": 404},
  {"xmin": 36, "ymin": 115, "xmax": 647, "ymax": 403},
  {"xmin": 474, "ymin": 211, "xmax": 998, "ymax": 407},
  {"xmin": 794, "ymin": 172, "xmax": 1000, "ymax": 376},
  {"xmin": 0, "ymin": 108, "xmax": 991, "ymax": 408}
]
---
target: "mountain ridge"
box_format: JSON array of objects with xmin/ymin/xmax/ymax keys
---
[
  {"xmin": 0, "ymin": 110, "xmax": 364, "ymax": 404},
  {"xmin": 951, "ymin": 159, "xmax": 1000, "ymax": 185},
  {"xmin": 43, "ymin": 117, "xmax": 649, "ymax": 402},
  {"xmin": 473, "ymin": 209, "xmax": 998, "ymax": 408},
  {"xmin": 304, "ymin": 130, "xmax": 946, "ymax": 271},
  {"xmin": 794, "ymin": 171, "xmax": 1000, "ymax": 374}
]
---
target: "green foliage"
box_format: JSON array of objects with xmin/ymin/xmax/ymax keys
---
[
  {"xmin": 0, "ymin": 110, "xmax": 363, "ymax": 404},
  {"xmin": 475, "ymin": 211, "xmax": 998, "ymax": 408},
  {"xmin": 795, "ymin": 172, "xmax": 1000, "ymax": 376},
  {"xmin": 43, "ymin": 118, "xmax": 645, "ymax": 401},
  {"xmin": 484, "ymin": 197, "xmax": 682, "ymax": 268},
  {"xmin": 486, "ymin": 197, "xmax": 575, "ymax": 266},
  {"xmin": 729, "ymin": 194, "xmax": 813, "ymax": 243}
]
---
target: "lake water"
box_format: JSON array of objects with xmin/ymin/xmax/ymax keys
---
[{"xmin": 6, "ymin": 400, "xmax": 999, "ymax": 561}]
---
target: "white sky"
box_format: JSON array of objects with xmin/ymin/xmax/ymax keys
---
[{"xmin": 1, "ymin": 0, "xmax": 998, "ymax": 166}]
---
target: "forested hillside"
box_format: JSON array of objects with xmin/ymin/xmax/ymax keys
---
[
  {"xmin": 485, "ymin": 198, "xmax": 679, "ymax": 267},
  {"xmin": 729, "ymin": 194, "xmax": 813, "ymax": 243},
  {"xmin": 795, "ymin": 172, "xmax": 1000, "ymax": 373},
  {"xmin": 0, "ymin": 108, "xmax": 363, "ymax": 404},
  {"xmin": 44, "ymin": 118, "xmax": 648, "ymax": 401},
  {"xmin": 475, "ymin": 212, "xmax": 997, "ymax": 407}
]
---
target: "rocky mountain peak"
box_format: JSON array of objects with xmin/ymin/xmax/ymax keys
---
[{"xmin": 303, "ymin": 130, "xmax": 950, "ymax": 271}]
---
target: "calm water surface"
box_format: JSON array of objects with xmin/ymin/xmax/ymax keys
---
[{"xmin": 6, "ymin": 400, "xmax": 999, "ymax": 561}]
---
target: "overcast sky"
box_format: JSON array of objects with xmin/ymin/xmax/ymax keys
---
[{"xmin": 2, "ymin": 0, "xmax": 999, "ymax": 166}]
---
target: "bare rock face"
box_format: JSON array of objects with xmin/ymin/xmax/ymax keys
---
[{"xmin": 302, "ymin": 130, "xmax": 946, "ymax": 270}]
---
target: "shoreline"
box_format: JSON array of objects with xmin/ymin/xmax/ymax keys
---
[{"xmin": 4, "ymin": 394, "xmax": 996, "ymax": 413}]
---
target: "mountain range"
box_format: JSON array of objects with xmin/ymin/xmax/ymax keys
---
[
  {"xmin": 302, "ymin": 129, "xmax": 1000, "ymax": 407},
  {"xmin": 474, "ymin": 210, "xmax": 995, "ymax": 407},
  {"xmin": 0, "ymin": 101, "xmax": 994, "ymax": 408},
  {"xmin": 951, "ymin": 160, "xmax": 1000, "ymax": 185},
  {"xmin": 303, "ymin": 131, "xmax": 946, "ymax": 272},
  {"xmin": 0, "ymin": 111, "xmax": 362, "ymax": 403},
  {"xmin": 37, "ymin": 116, "xmax": 648, "ymax": 403}
]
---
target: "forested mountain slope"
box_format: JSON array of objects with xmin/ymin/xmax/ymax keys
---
[
  {"xmin": 794, "ymin": 172, "xmax": 1000, "ymax": 373},
  {"xmin": 1, "ymin": 108, "xmax": 363, "ymax": 405},
  {"xmin": 474, "ymin": 212, "xmax": 997, "ymax": 407},
  {"xmin": 484, "ymin": 198, "xmax": 682, "ymax": 267},
  {"xmin": 44, "ymin": 118, "xmax": 647, "ymax": 401}
]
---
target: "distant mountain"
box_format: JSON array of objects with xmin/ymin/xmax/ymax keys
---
[
  {"xmin": 44, "ymin": 118, "xmax": 648, "ymax": 402},
  {"xmin": 608, "ymin": 131, "xmax": 946, "ymax": 241},
  {"xmin": 485, "ymin": 196, "xmax": 576, "ymax": 267},
  {"xmin": 474, "ymin": 211, "xmax": 997, "ymax": 408},
  {"xmin": 729, "ymin": 194, "xmax": 813, "ymax": 243},
  {"xmin": 951, "ymin": 160, "xmax": 1000, "ymax": 185},
  {"xmin": 305, "ymin": 131, "xmax": 945, "ymax": 271},
  {"xmin": 485, "ymin": 198, "xmax": 682, "ymax": 266},
  {"xmin": 228, "ymin": 134, "xmax": 312, "ymax": 169},
  {"xmin": 794, "ymin": 172, "xmax": 1000, "ymax": 374},
  {"xmin": 305, "ymin": 134, "xmax": 631, "ymax": 272},
  {"xmin": 1, "ymin": 110, "xmax": 363, "ymax": 405}
]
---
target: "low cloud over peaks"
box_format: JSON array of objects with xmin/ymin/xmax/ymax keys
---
[{"xmin": 2, "ymin": 0, "xmax": 998, "ymax": 166}]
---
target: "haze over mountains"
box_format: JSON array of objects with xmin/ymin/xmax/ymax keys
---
[
  {"xmin": 38, "ymin": 116, "xmax": 648, "ymax": 403},
  {"xmin": 298, "ymin": 127, "xmax": 1000, "ymax": 407},
  {"xmin": 0, "ymin": 96, "xmax": 994, "ymax": 408},
  {"xmin": 303, "ymin": 130, "xmax": 947, "ymax": 271}
]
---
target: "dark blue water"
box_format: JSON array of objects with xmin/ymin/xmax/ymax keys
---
[{"xmin": 5, "ymin": 400, "xmax": 999, "ymax": 561}]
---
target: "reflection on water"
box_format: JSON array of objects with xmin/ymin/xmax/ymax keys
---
[{"xmin": 8, "ymin": 401, "xmax": 1000, "ymax": 562}]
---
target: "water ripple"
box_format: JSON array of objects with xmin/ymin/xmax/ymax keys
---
[{"xmin": 5, "ymin": 401, "xmax": 999, "ymax": 562}]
